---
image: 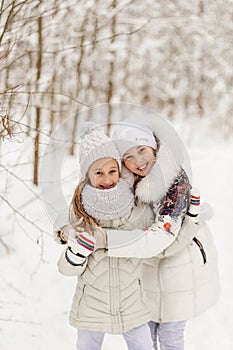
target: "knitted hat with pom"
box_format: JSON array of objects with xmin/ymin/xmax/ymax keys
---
[
  {"xmin": 110, "ymin": 122, "xmax": 158, "ymax": 157},
  {"xmin": 79, "ymin": 122, "xmax": 121, "ymax": 179}
]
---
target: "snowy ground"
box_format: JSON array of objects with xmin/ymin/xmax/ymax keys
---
[{"xmin": 0, "ymin": 119, "xmax": 232, "ymax": 349}]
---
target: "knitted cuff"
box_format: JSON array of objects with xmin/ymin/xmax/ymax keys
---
[
  {"xmin": 187, "ymin": 188, "xmax": 200, "ymax": 224},
  {"xmin": 65, "ymin": 248, "xmax": 86, "ymax": 266}
]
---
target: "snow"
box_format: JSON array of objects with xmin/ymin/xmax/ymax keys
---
[{"xmin": 0, "ymin": 119, "xmax": 233, "ymax": 349}]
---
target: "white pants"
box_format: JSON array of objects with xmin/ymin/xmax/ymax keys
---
[
  {"xmin": 77, "ymin": 323, "xmax": 154, "ymax": 350},
  {"xmin": 148, "ymin": 321, "xmax": 186, "ymax": 350}
]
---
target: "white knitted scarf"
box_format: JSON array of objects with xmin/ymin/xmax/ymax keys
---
[{"xmin": 81, "ymin": 179, "xmax": 135, "ymax": 221}]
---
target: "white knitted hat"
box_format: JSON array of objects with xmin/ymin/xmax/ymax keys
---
[
  {"xmin": 111, "ymin": 122, "xmax": 158, "ymax": 157},
  {"xmin": 79, "ymin": 122, "xmax": 121, "ymax": 179}
]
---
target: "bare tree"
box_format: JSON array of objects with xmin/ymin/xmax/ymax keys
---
[{"xmin": 33, "ymin": 15, "xmax": 43, "ymax": 185}]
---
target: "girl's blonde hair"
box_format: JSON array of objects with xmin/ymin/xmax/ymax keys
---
[{"xmin": 69, "ymin": 177, "xmax": 99, "ymax": 236}]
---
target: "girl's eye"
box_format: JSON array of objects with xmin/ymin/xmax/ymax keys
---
[
  {"xmin": 124, "ymin": 155, "xmax": 133, "ymax": 160},
  {"xmin": 95, "ymin": 171, "xmax": 102, "ymax": 175},
  {"xmin": 139, "ymin": 147, "xmax": 146, "ymax": 153},
  {"xmin": 109, "ymin": 169, "xmax": 117, "ymax": 174}
]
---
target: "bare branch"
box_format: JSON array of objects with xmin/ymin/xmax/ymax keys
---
[
  {"xmin": 0, "ymin": 89, "xmax": 90, "ymax": 107},
  {"xmin": 0, "ymin": 194, "xmax": 51, "ymax": 238},
  {"xmin": 0, "ymin": 317, "xmax": 40, "ymax": 325},
  {"xmin": 0, "ymin": 164, "xmax": 40, "ymax": 199},
  {"xmin": 81, "ymin": 18, "xmax": 152, "ymax": 47}
]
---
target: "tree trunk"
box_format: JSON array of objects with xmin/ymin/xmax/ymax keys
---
[
  {"xmin": 33, "ymin": 16, "xmax": 42, "ymax": 186},
  {"xmin": 106, "ymin": 0, "xmax": 117, "ymax": 130}
]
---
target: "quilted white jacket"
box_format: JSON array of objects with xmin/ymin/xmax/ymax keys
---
[
  {"xmin": 106, "ymin": 114, "xmax": 220, "ymax": 322},
  {"xmin": 57, "ymin": 203, "xmax": 155, "ymax": 334}
]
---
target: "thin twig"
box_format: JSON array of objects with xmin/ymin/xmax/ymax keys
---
[
  {"xmin": 0, "ymin": 317, "xmax": 40, "ymax": 325},
  {"xmin": 0, "ymin": 194, "xmax": 51, "ymax": 237},
  {"xmin": 0, "ymin": 89, "xmax": 90, "ymax": 107}
]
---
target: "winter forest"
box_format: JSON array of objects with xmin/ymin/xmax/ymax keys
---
[{"xmin": 1, "ymin": 1, "xmax": 233, "ymax": 349}]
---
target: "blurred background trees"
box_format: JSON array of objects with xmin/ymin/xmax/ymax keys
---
[
  {"xmin": 0, "ymin": 2, "xmax": 232, "ymax": 341},
  {"xmin": 1, "ymin": 0, "xmax": 232, "ymax": 134},
  {"xmin": 0, "ymin": 0, "xmax": 232, "ymax": 249}
]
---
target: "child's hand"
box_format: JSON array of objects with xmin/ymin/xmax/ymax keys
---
[
  {"xmin": 68, "ymin": 230, "xmax": 96, "ymax": 257},
  {"xmin": 145, "ymin": 215, "xmax": 181, "ymax": 237},
  {"xmin": 53, "ymin": 224, "xmax": 74, "ymax": 244},
  {"xmin": 54, "ymin": 229, "xmax": 68, "ymax": 244}
]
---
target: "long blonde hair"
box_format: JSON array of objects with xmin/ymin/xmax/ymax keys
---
[{"xmin": 69, "ymin": 177, "xmax": 99, "ymax": 235}]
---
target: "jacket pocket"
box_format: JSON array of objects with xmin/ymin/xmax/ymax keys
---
[
  {"xmin": 138, "ymin": 278, "xmax": 148, "ymax": 307},
  {"xmin": 193, "ymin": 237, "xmax": 207, "ymax": 264}
]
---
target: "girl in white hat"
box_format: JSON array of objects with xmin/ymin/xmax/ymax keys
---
[{"xmin": 104, "ymin": 120, "xmax": 219, "ymax": 350}]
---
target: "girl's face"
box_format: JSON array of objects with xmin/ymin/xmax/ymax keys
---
[
  {"xmin": 88, "ymin": 158, "xmax": 120, "ymax": 189},
  {"xmin": 123, "ymin": 146, "xmax": 156, "ymax": 177}
]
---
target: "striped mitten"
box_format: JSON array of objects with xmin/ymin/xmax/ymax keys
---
[
  {"xmin": 66, "ymin": 230, "xmax": 96, "ymax": 266},
  {"xmin": 187, "ymin": 188, "xmax": 200, "ymax": 224}
]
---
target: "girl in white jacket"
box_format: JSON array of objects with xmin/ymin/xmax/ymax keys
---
[
  {"xmin": 105, "ymin": 120, "xmax": 220, "ymax": 350},
  {"xmin": 57, "ymin": 123, "xmax": 156, "ymax": 350}
]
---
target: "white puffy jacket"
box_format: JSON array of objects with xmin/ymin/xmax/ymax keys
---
[
  {"xmin": 57, "ymin": 203, "xmax": 155, "ymax": 334},
  {"xmin": 106, "ymin": 114, "xmax": 220, "ymax": 322},
  {"xmin": 143, "ymin": 218, "xmax": 220, "ymax": 322}
]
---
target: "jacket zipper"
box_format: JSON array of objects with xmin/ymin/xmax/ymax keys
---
[
  {"xmin": 158, "ymin": 258, "xmax": 164, "ymax": 323},
  {"xmin": 109, "ymin": 257, "xmax": 122, "ymax": 332},
  {"xmin": 193, "ymin": 237, "xmax": 207, "ymax": 264}
]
